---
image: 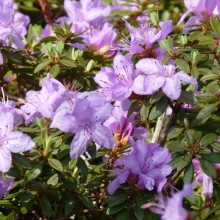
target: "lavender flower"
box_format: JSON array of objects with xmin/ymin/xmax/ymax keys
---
[
  {"xmin": 0, "ymin": 89, "xmax": 23, "ymax": 127},
  {"xmin": 178, "ymin": 0, "xmax": 219, "ymax": 30},
  {"xmin": 0, "ymin": 177, "xmax": 14, "ymax": 197},
  {"xmin": 142, "ymin": 184, "xmax": 193, "ymax": 220},
  {"xmin": 107, "ymin": 140, "xmax": 172, "ymax": 195},
  {"xmin": 0, "ymin": 0, "xmax": 29, "ymax": 49},
  {"xmin": 192, "ymin": 158, "xmax": 220, "ymax": 196},
  {"xmin": 133, "ymin": 59, "xmax": 197, "ymax": 100},
  {"xmin": 58, "ymin": 0, "xmax": 111, "ymax": 33},
  {"xmin": 51, "ymin": 92, "xmax": 114, "ymax": 158},
  {"xmin": 120, "ymin": 20, "xmax": 172, "ymax": 57},
  {"xmin": 104, "ymin": 99, "xmax": 148, "ymax": 147},
  {"xmin": 94, "ymin": 54, "xmax": 139, "ymax": 101},
  {"xmin": 111, "ymin": 0, "xmax": 139, "ymax": 12},
  {"xmin": 0, "ymin": 110, "xmax": 35, "ymax": 172},
  {"xmin": 21, "ymin": 74, "xmax": 67, "ymax": 124},
  {"xmin": 83, "ymin": 23, "xmax": 117, "ymax": 57}
]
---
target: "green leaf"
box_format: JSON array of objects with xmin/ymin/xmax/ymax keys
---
[
  {"xmin": 170, "ymin": 156, "xmax": 183, "ymax": 169},
  {"xmin": 134, "ymin": 204, "xmax": 144, "ymax": 220},
  {"xmin": 85, "ymin": 60, "xmax": 96, "ymax": 72},
  {"xmin": 50, "ymin": 64, "xmax": 60, "ymax": 77},
  {"xmin": 127, "ymin": 101, "xmax": 137, "ymax": 117},
  {"xmin": 185, "ymin": 129, "xmax": 195, "ymax": 145},
  {"xmin": 47, "ymin": 174, "xmax": 59, "ymax": 186},
  {"xmin": 179, "ymin": 91, "xmax": 194, "ymax": 104},
  {"xmin": 116, "ymin": 210, "xmax": 129, "ymax": 220},
  {"xmin": 177, "ymin": 155, "xmax": 192, "ymax": 171},
  {"xmin": 25, "ymin": 164, "xmax": 42, "ymax": 182},
  {"xmin": 176, "ymin": 59, "xmax": 190, "ymax": 73},
  {"xmin": 39, "ymin": 196, "xmax": 52, "ymax": 217},
  {"xmin": 12, "ymin": 153, "xmax": 32, "ymax": 169},
  {"xmin": 60, "ymin": 59, "xmax": 77, "ymax": 68},
  {"xmin": 196, "ymin": 102, "xmax": 219, "ymax": 123},
  {"xmin": 149, "ymin": 97, "xmax": 168, "ymax": 120},
  {"xmin": 200, "ymin": 159, "xmax": 217, "ymax": 179},
  {"xmin": 77, "ymin": 56, "xmax": 86, "ymax": 68},
  {"xmin": 210, "ymin": 17, "xmax": 220, "ymax": 34},
  {"xmin": 200, "ymin": 74, "xmax": 219, "ymax": 81},
  {"xmin": 200, "ymin": 133, "xmax": 217, "ymax": 147},
  {"xmin": 55, "ymin": 40, "xmax": 64, "ymax": 54},
  {"xmin": 184, "ymin": 161, "xmax": 194, "ymax": 184},
  {"xmin": 167, "ymin": 127, "xmax": 184, "ymax": 140},
  {"xmin": 140, "ymin": 101, "xmax": 150, "ymax": 121},
  {"xmin": 79, "ymin": 196, "xmax": 94, "ymax": 209},
  {"xmin": 201, "ymin": 153, "xmax": 220, "ymax": 163},
  {"xmin": 34, "ymin": 59, "xmax": 52, "ymax": 73},
  {"xmin": 167, "ymin": 141, "xmax": 185, "ymax": 153},
  {"xmin": 198, "ymin": 35, "xmax": 215, "ymax": 45},
  {"xmin": 108, "ymin": 193, "xmax": 129, "ymax": 207},
  {"xmin": 150, "ymin": 11, "xmax": 159, "ymax": 26},
  {"xmin": 77, "ymin": 157, "xmax": 88, "ymax": 182},
  {"xmin": 5, "ymin": 212, "xmax": 15, "ymax": 220},
  {"xmin": 106, "ymin": 203, "xmax": 126, "ymax": 215},
  {"xmin": 64, "ymin": 199, "xmax": 75, "ymax": 215},
  {"xmin": 48, "ymin": 158, "xmax": 64, "ymax": 172}
]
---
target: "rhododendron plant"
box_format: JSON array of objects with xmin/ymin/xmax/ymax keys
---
[{"xmin": 0, "ymin": 0, "xmax": 220, "ymax": 219}]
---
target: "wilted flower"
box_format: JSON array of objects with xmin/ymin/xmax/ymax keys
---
[
  {"xmin": 51, "ymin": 91, "xmax": 114, "ymax": 158},
  {"xmin": 0, "ymin": 110, "xmax": 35, "ymax": 172},
  {"xmin": 94, "ymin": 54, "xmax": 139, "ymax": 101},
  {"xmin": 133, "ymin": 58, "xmax": 197, "ymax": 100},
  {"xmin": 0, "ymin": 177, "xmax": 14, "ymax": 197},
  {"xmin": 21, "ymin": 74, "xmax": 67, "ymax": 124},
  {"xmin": 142, "ymin": 184, "xmax": 193, "ymax": 220},
  {"xmin": 107, "ymin": 140, "xmax": 172, "ymax": 195}
]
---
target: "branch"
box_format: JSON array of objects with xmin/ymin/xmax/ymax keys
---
[{"xmin": 38, "ymin": 0, "xmax": 53, "ymax": 24}]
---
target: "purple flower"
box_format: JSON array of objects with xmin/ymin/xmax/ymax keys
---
[
  {"xmin": 83, "ymin": 23, "xmax": 117, "ymax": 57},
  {"xmin": 104, "ymin": 99, "xmax": 148, "ymax": 147},
  {"xmin": 59, "ymin": 0, "xmax": 111, "ymax": 33},
  {"xmin": 21, "ymin": 74, "xmax": 67, "ymax": 124},
  {"xmin": 0, "ymin": 90, "xmax": 23, "ymax": 127},
  {"xmin": 192, "ymin": 158, "xmax": 220, "ymax": 196},
  {"xmin": 0, "ymin": 177, "xmax": 14, "ymax": 197},
  {"xmin": 0, "ymin": 0, "xmax": 29, "ymax": 50},
  {"xmin": 94, "ymin": 54, "xmax": 139, "ymax": 101},
  {"xmin": 178, "ymin": 0, "xmax": 218, "ymax": 26},
  {"xmin": 0, "ymin": 110, "xmax": 35, "ymax": 172},
  {"xmin": 111, "ymin": 0, "xmax": 139, "ymax": 12},
  {"xmin": 107, "ymin": 140, "xmax": 172, "ymax": 195},
  {"xmin": 133, "ymin": 59, "xmax": 197, "ymax": 100},
  {"xmin": 142, "ymin": 184, "xmax": 193, "ymax": 220},
  {"xmin": 51, "ymin": 92, "xmax": 114, "ymax": 158},
  {"xmin": 120, "ymin": 20, "xmax": 172, "ymax": 57},
  {"xmin": 184, "ymin": 0, "xmax": 217, "ymax": 16}
]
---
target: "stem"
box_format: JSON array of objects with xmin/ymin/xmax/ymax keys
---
[
  {"xmin": 38, "ymin": 0, "xmax": 53, "ymax": 24},
  {"xmin": 159, "ymin": 103, "xmax": 181, "ymax": 146},
  {"xmin": 152, "ymin": 113, "xmax": 166, "ymax": 143}
]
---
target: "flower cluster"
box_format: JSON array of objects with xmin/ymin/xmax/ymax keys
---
[
  {"xmin": 0, "ymin": 0, "xmax": 29, "ymax": 64},
  {"xmin": 95, "ymin": 54, "xmax": 197, "ymax": 101},
  {"xmin": 1, "ymin": 0, "xmax": 220, "ymax": 218},
  {"xmin": 107, "ymin": 140, "xmax": 172, "ymax": 194}
]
